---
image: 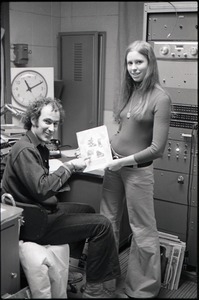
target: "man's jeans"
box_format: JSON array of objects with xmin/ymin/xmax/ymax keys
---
[{"xmin": 36, "ymin": 202, "xmax": 121, "ymax": 283}]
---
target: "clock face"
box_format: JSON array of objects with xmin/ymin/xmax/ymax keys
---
[{"xmin": 11, "ymin": 70, "xmax": 48, "ymax": 107}]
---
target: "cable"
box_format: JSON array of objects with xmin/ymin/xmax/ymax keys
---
[
  {"xmin": 167, "ymin": 2, "xmax": 178, "ymax": 38},
  {"xmin": 1, "ymin": 104, "xmax": 26, "ymax": 118},
  {"xmin": 185, "ymin": 125, "xmax": 197, "ymax": 246}
]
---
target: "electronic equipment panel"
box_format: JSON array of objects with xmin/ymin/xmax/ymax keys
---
[{"xmin": 144, "ymin": 3, "xmax": 198, "ymax": 268}]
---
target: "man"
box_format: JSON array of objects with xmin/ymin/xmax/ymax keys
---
[{"xmin": 1, "ymin": 97, "xmax": 121, "ymax": 298}]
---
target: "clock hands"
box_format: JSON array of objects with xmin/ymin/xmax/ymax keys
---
[
  {"xmin": 25, "ymin": 80, "xmax": 43, "ymax": 92},
  {"xmin": 29, "ymin": 81, "xmax": 43, "ymax": 90},
  {"xmin": 12, "ymin": 69, "xmax": 48, "ymax": 107},
  {"xmin": 25, "ymin": 80, "xmax": 32, "ymax": 92}
]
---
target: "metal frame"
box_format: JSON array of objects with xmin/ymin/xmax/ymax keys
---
[{"xmin": 143, "ymin": 2, "xmax": 198, "ymax": 40}]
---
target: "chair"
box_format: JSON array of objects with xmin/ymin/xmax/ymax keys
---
[
  {"xmin": 1, "ymin": 193, "xmax": 48, "ymax": 241},
  {"xmin": 1, "ymin": 193, "xmax": 84, "ymax": 294}
]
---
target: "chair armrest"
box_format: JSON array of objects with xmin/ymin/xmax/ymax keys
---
[
  {"xmin": 15, "ymin": 201, "xmax": 48, "ymax": 241},
  {"xmin": 1, "ymin": 193, "xmax": 49, "ymax": 241}
]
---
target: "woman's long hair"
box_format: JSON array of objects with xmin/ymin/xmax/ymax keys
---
[{"xmin": 115, "ymin": 40, "xmax": 163, "ymax": 121}]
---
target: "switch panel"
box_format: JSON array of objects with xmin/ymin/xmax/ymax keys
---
[{"xmin": 154, "ymin": 41, "xmax": 198, "ymax": 59}]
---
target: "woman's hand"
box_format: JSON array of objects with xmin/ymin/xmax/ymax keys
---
[
  {"xmin": 105, "ymin": 154, "xmax": 137, "ymax": 171},
  {"xmin": 105, "ymin": 159, "xmax": 123, "ymax": 171}
]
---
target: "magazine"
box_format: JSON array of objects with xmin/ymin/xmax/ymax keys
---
[
  {"xmin": 173, "ymin": 242, "xmax": 186, "ymax": 290},
  {"xmin": 168, "ymin": 244, "xmax": 182, "ymax": 290},
  {"xmin": 76, "ymin": 125, "xmax": 113, "ymax": 173},
  {"xmin": 160, "ymin": 240, "xmax": 176, "ymax": 287},
  {"xmin": 158, "ymin": 231, "xmax": 180, "ymax": 242},
  {"xmin": 159, "ymin": 232, "xmax": 186, "ymax": 290}
]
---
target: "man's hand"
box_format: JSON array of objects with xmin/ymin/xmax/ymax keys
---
[
  {"xmin": 65, "ymin": 157, "xmax": 89, "ymax": 172},
  {"xmin": 74, "ymin": 148, "xmax": 81, "ymax": 158}
]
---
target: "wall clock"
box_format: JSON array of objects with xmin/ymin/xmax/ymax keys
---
[{"xmin": 11, "ymin": 67, "xmax": 54, "ymax": 107}]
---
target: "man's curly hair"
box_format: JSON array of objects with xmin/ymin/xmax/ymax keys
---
[{"xmin": 22, "ymin": 97, "xmax": 65, "ymax": 130}]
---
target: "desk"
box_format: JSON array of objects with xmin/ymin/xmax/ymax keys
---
[
  {"xmin": 1, "ymin": 204, "xmax": 23, "ymax": 297},
  {"xmin": 56, "ymin": 152, "xmax": 132, "ymax": 250}
]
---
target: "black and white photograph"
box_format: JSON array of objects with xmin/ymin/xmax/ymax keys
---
[{"xmin": 0, "ymin": 1, "xmax": 197, "ymax": 299}]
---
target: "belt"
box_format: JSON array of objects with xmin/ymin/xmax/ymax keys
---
[
  {"xmin": 111, "ymin": 147, "xmax": 152, "ymax": 168},
  {"xmin": 125, "ymin": 161, "xmax": 152, "ymax": 168}
]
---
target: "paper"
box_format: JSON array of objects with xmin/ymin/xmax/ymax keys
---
[
  {"xmin": 49, "ymin": 159, "xmax": 64, "ymax": 173},
  {"xmin": 61, "ymin": 149, "xmax": 78, "ymax": 158},
  {"xmin": 76, "ymin": 125, "xmax": 113, "ymax": 172}
]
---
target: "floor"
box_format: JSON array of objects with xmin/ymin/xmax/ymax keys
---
[
  {"xmin": 117, "ymin": 247, "xmax": 198, "ymax": 299},
  {"xmin": 68, "ymin": 246, "xmax": 198, "ymax": 299}
]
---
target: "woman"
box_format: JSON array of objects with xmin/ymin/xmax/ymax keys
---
[{"xmin": 100, "ymin": 40, "xmax": 171, "ymax": 298}]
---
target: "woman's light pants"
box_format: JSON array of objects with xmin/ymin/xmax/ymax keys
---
[{"xmin": 100, "ymin": 165, "xmax": 161, "ymax": 298}]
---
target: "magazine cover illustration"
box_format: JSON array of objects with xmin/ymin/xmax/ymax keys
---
[{"xmin": 76, "ymin": 125, "xmax": 113, "ymax": 172}]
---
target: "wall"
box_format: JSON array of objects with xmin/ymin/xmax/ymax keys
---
[
  {"xmin": 9, "ymin": 1, "xmax": 144, "ymax": 137},
  {"xmin": 59, "ymin": 2, "xmax": 119, "ymax": 136},
  {"xmin": 9, "ymin": 2, "xmax": 61, "ymax": 78}
]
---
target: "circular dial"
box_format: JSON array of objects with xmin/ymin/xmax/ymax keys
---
[
  {"xmin": 160, "ymin": 46, "xmax": 169, "ymax": 55},
  {"xmin": 11, "ymin": 70, "xmax": 48, "ymax": 107},
  {"xmin": 190, "ymin": 46, "xmax": 198, "ymax": 56}
]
